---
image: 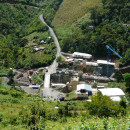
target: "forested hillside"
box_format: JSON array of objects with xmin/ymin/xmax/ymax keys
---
[
  {"xmin": 0, "ymin": 0, "xmax": 63, "ymax": 69},
  {"xmin": 53, "ymin": 0, "xmax": 130, "ymax": 66}
]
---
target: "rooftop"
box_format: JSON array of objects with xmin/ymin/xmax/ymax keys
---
[
  {"xmin": 98, "ymin": 88, "xmax": 125, "ymax": 96},
  {"xmin": 73, "ymin": 52, "xmax": 92, "ymax": 58},
  {"xmin": 97, "ymin": 60, "xmax": 115, "ymax": 66},
  {"xmin": 77, "ymin": 84, "xmax": 92, "ymax": 91}
]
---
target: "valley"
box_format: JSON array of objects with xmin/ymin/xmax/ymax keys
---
[{"xmin": 0, "ymin": 0, "xmax": 130, "ymax": 129}]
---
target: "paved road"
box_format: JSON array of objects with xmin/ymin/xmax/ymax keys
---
[
  {"xmin": 39, "ymin": 14, "xmax": 62, "ymax": 88},
  {"xmin": 39, "ymin": 14, "xmax": 65, "ymax": 100}
]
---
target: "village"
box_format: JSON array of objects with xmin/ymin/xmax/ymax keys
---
[{"xmin": 9, "ymin": 50, "xmax": 126, "ymax": 102}]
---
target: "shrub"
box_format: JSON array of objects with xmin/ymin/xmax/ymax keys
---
[
  {"xmin": 11, "ymin": 91, "xmax": 22, "ymax": 98},
  {"xmin": 88, "ymin": 93, "xmax": 124, "ymax": 117},
  {"xmin": 11, "ymin": 98, "xmax": 20, "ymax": 103},
  {"xmin": 0, "ymin": 89, "xmax": 9, "ymax": 95},
  {"xmin": 123, "ymin": 73, "xmax": 130, "ymax": 93},
  {"xmin": 0, "ymin": 112, "xmax": 4, "ymax": 122}
]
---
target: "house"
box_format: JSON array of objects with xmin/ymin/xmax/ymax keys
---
[
  {"xmin": 123, "ymin": 24, "xmax": 130, "ymax": 27},
  {"xmin": 76, "ymin": 84, "xmax": 92, "ymax": 99},
  {"xmin": 98, "ymin": 88, "xmax": 125, "ymax": 101},
  {"xmin": 72, "ymin": 52, "xmax": 92, "ymax": 59},
  {"xmin": 34, "ymin": 46, "xmax": 45, "ymax": 51}
]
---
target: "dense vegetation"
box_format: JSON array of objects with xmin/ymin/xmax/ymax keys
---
[
  {"xmin": 0, "ymin": 0, "xmax": 63, "ymax": 69},
  {"xmin": 0, "ymin": 3, "xmax": 53, "ymax": 69},
  {"xmin": 53, "ymin": 0, "xmax": 130, "ymax": 66},
  {"xmin": 0, "ymin": 85, "xmax": 129, "ymax": 129}
]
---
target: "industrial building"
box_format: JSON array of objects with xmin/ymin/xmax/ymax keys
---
[
  {"xmin": 72, "ymin": 52, "xmax": 92, "ymax": 59},
  {"xmin": 98, "ymin": 88, "xmax": 125, "ymax": 101}
]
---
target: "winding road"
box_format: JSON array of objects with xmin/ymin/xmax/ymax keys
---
[{"xmin": 39, "ymin": 14, "xmax": 65, "ymax": 100}]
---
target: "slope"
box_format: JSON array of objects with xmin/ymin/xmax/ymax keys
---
[{"xmin": 52, "ymin": 0, "xmax": 101, "ymax": 27}]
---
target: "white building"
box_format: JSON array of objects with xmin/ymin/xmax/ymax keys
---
[
  {"xmin": 97, "ymin": 60, "xmax": 115, "ymax": 66},
  {"xmin": 76, "ymin": 84, "xmax": 92, "ymax": 99},
  {"xmin": 86, "ymin": 62, "xmax": 98, "ymax": 66},
  {"xmin": 98, "ymin": 88, "xmax": 125, "ymax": 101},
  {"xmin": 73, "ymin": 52, "xmax": 92, "ymax": 59}
]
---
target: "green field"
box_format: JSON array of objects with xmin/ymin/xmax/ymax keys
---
[
  {"xmin": 52, "ymin": 0, "xmax": 101, "ymax": 27},
  {"xmin": 0, "ymin": 85, "xmax": 129, "ymax": 129}
]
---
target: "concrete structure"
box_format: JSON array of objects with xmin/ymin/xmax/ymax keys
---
[
  {"xmin": 76, "ymin": 84, "xmax": 92, "ymax": 99},
  {"xmin": 73, "ymin": 52, "xmax": 92, "ymax": 59},
  {"xmin": 68, "ymin": 76, "xmax": 79, "ymax": 91},
  {"xmin": 95, "ymin": 60, "xmax": 115, "ymax": 77},
  {"xmin": 98, "ymin": 88, "xmax": 125, "ymax": 101}
]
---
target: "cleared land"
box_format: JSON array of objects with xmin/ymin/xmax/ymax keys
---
[{"xmin": 52, "ymin": 0, "xmax": 101, "ymax": 27}]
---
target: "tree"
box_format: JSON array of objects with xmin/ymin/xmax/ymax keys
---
[
  {"xmin": 7, "ymin": 68, "xmax": 15, "ymax": 85},
  {"xmin": 56, "ymin": 56, "xmax": 65, "ymax": 63},
  {"xmin": 89, "ymin": 92, "xmax": 124, "ymax": 117},
  {"xmin": 123, "ymin": 73, "xmax": 130, "ymax": 93},
  {"xmin": 114, "ymin": 70, "xmax": 124, "ymax": 82}
]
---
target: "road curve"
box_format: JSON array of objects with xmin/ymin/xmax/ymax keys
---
[
  {"xmin": 39, "ymin": 14, "xmax": 62, "ymax": 88},
  {"xmin": 39, "ymin": 14, "xmax": 65, "ymax": 100}
]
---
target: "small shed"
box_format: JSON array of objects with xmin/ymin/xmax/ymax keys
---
[
  {"xmin": 98, "ymin": 88, "xmax": 125, "ymax": 101},
  {"xmin": 76, "ymin": 84, "xmax": 92, "ymax": 99}
]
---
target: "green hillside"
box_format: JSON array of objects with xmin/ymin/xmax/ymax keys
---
[
  {"xmin": 52, "ymin": 0, "xmax": 130, "ymax": 66},
  {"xmin": 0, "ymin": 0, "xmax": 63, "ymax": 69},
  {"xmin": 52, "ymin": 0, "xmax": 101, "ymax": 27},
  {"xmin": 0, "ymin": 3, "xmax": 55, "ymax": 68}
]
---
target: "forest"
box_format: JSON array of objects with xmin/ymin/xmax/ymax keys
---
[
  {"xmin": 0, "ymin": 0, "xmax": 63, "ymax": 69},
  {"xmin": 55, "ymin": 0, "xmax": 130, "ymax": 66}
]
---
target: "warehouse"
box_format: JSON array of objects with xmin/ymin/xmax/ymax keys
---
[
  {"xmin": 98, "ymin": 88, "xmax": 125, "ymax": 101},
  {"xmin": 73, "ymin": 52, "xmax": 92, "ymax": 59}
]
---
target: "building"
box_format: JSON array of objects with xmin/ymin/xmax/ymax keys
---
[
  {"xmin": 72, "ymin": 52, "xmax": 92, "ymax": 59},
  {"xmin": 67, "ymin": 76, "xmax": 79, "ymax": 91},
  {"xmin": 34, "ymin": 46, "xmax": 45, "ymax": 51},
  {"xmin": 76, "ymin": 84, "xmax": 92, "ymax": 99},
  {"xmin": 94, "ymin": 60, "xmax": 115, "ymax": 76},
  {"xmin": 98, "ymin": 88, "xmax": 125, "ymax": 101}
]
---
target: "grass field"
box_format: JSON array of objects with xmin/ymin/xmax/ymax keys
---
[
  {"xmin": 0, "ymin": 85, "xmax": 129, "ymax": 129},
  {"xmin": 52, "ymin": 0, "xmax": 101, "ymax": 27}
]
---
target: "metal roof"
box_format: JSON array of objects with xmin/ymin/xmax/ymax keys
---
[
  {"xmin": 86, "ymin": 62, "xmax": 98, "ymax": 66},
  {"xmin": 77, "ymin": 84, "xmax": 92, "ymax": 91},
  {"xmin": 97, "ymin": 60, "xmax": 115, "ymax": 66},
  {"xmin": 73, "ymin": 52, "xmax": 92, "ymax": 59},
  {"xmin": 98, "ymin": 88, "xmax": 125, "ymax": 96}
]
